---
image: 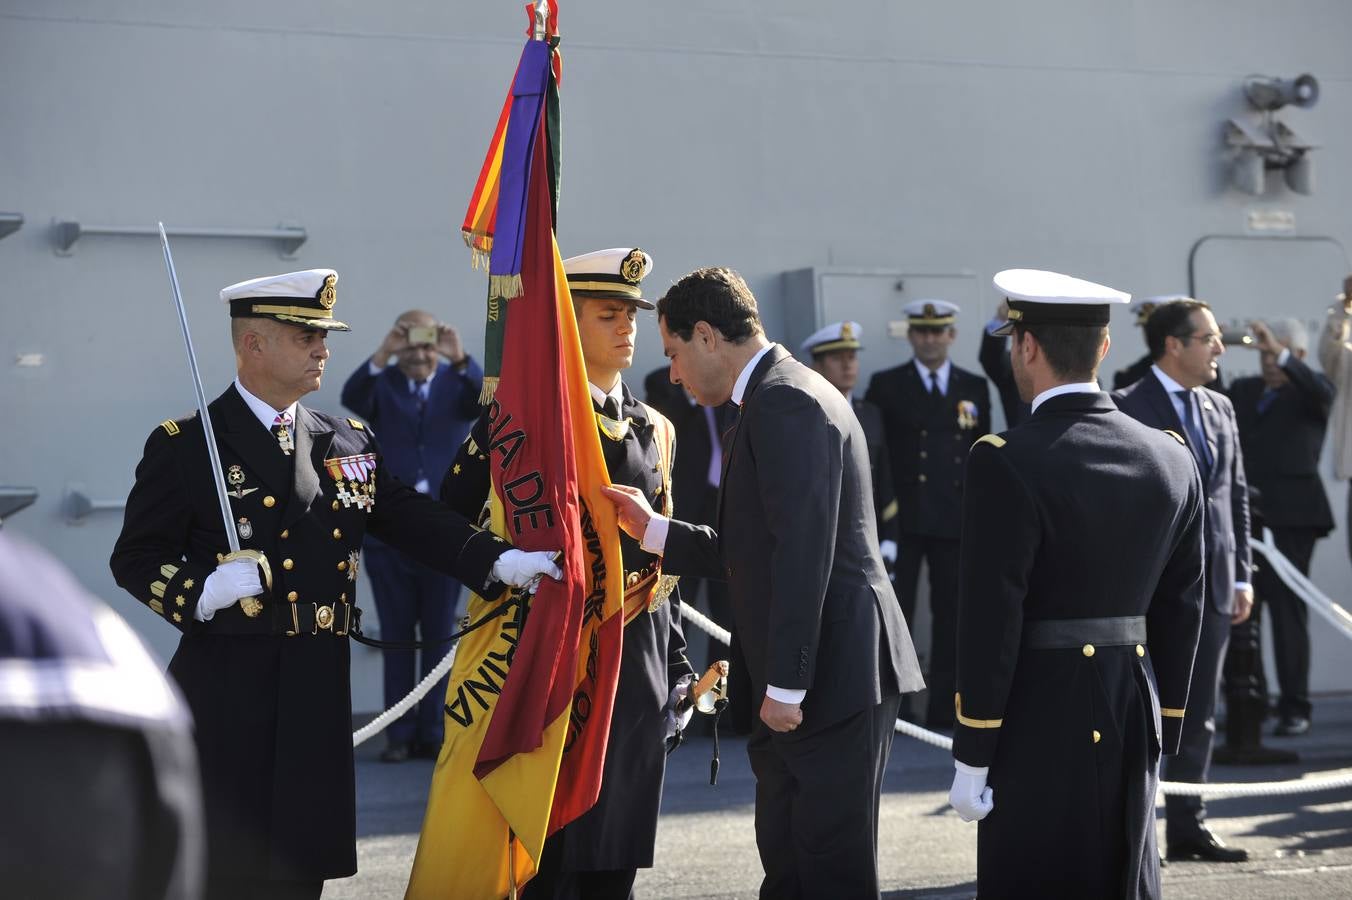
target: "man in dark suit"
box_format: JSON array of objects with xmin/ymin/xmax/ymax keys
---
[
  {"xmin": 1114, "ymin": 298, "xmax": 1253, "ymax": 863},
  {"xmin": 800, "ymin": 320, "xmax": 899, "ymax": 563},
  {"xmin": 951, "ymin": 269, "xmax": 1205, "ymax": 899},
  {"xmin": 1114, "ymin": 295, "xmax": 1226, "ymax": 392},
  {"xmin": 341, "ymin": 311, "xmax": 484, "ymax": 762},
  {"xmin": 442, "ymin": 248, "xmax": 694, "ymax": 900},
  {"xmin": 1229, "ymin": 318, "xmax": 1333, "ymax": 737},
  {"xmin": 110, "ymin": 269, "xmax": 559, "ymax": 900},
  {"xmin": 865, "ymin": 299, "xmax": 990, "ymax": 727},
  {"xmin": 603, "ymin": 267, "xmax": 923, "ymax": 898}
]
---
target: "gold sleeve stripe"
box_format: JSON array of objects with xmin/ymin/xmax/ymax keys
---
[
  {"xmin": 974, "ymin": 434, "xmax": 1006, "ymax": 450},
  {"xmin": 1160, "ymin": 707, "xmax": 1186, "ymax": 718},
  {"xmin": 955, "ymin": 693, "xmax": 1003, "ymax": 729},
  {"xmin": 1162, "ymin": 429, "xmax": 1186, "ymax": 446},
  {"xmin": 881, "ymin": 499, "xmax": 898, "ymax": 522},
  {"xmin": 160, "ymin": 419, "xmax": 181, "ymax": 436},
  {"xmin": 160, "ymin": 564, "xmax": 180, "ymax": 580},
  {"xmin": 149, "ymin": 598, "xmax": 165, "ymax": 616},
  {"xmin": 150, "ymin": 581, "xmax": 167, "ymax": 599}
]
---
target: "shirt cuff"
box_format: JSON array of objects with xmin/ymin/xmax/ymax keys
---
[
  {"xmin": 368, "ymin": 360, "xmax": 384, "ymax": 376},
  {"xmin": 766, "ymin": 685, "xmax": 806, "ymax": 705},
  {"xmin": 641, "ymin": 515, "xmax": 670, "ymax": 554},
  {"xmin": 1235, "ymin": 581, "xmax": 1252, "ymax": 593},
  {"xmin": 1277, "ymin": 347, "xmax": 1291, "ymax": 368}
]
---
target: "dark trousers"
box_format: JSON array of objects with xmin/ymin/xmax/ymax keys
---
[
  {"xmin": 207, "ymin": 878, "xmax": 322, "ymax": 900},
  {"xmin": 747, "ymin": 694, "xmax": 901, "ymax": 900},
  {"xmin": 520, "ymin": 829, "xmax": 636, "ymax": 900},
  {"xmin": 895, "ymin": 535, "xmax": 959, "ymax": 727},
  {"xmin": 364, "ymin": 543, "xmax": 463, "ymax": 747},
  {"xmin": 1163, "ymin": 604, "xmax": 1231, "ymax": 841},
  {"xmin": 1255, "ymin": 527, "xmax": 1319, "ymax": 719}
]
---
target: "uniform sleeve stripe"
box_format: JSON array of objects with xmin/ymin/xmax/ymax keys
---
[
  {"xmin": 1160, "ymin": 707, "xmax": 1186, "ymax": 718},
  {"xmin": 955, "ymin": 693, "xmax": 1002, "ymax": 729},
  {"xmin": 881, "ymin": 499, "xmax": 898, "ymax": 522}
]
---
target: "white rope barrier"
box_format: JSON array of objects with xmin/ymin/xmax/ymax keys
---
[
  {"xmin": 352, "ymin": 640, "xmax": 458, "ymax": 748},
  {"xmin": 1251, "ymin": 527, "xmax": 1352, "ymax": 644},
  {"xmin": 678, "ymin": 601, "xmax": 1352, "ymax": 800}
]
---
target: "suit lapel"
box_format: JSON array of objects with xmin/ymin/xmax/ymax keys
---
[
  {"xmin": 283, "ymin": 404, "xmax": 335, "ymax": 528},
  {"xmin": 1143, "ymin": 372, "xmax": 1187, "ymax": 434},
  {"xmin": 214, "ymin": 385, "xmax": 293, "ymax": 496},
  {"xmin": 716, "ymin": 345, "xmax": 788, "ymax": 528}
]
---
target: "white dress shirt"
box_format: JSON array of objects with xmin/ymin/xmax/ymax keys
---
[
  {"xmin": 1029, "ymin": 380, "xmax": 1099, "ymax": 414},
  {"xmin": 234, "ymin": 378, "xmax": 298, "ymax": 432},
  {"xmin": 914, "ymin": 358, "xmax": 952, "ymax": 396}
]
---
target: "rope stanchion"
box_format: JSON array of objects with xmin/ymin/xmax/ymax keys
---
[{"xmin": 678, "ymin": 599, "xmax": 1352, "ymax": 800}]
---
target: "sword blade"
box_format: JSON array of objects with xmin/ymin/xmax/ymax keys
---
[{"xmin": 159, "ymin": 222, "xmax": 240, "ymax": 554}]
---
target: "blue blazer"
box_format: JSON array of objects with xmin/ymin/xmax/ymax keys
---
[
  {"xmin": 340, "ymin": 358, "xmax": 483, "ymax": 495},
  {"xmin": 1114, "ymin": 370, "xmax": 1251, "ymax": 614}
]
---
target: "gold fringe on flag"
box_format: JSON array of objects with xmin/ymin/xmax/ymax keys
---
[
  {"xmin": 480, "ymin": 376, "xmax": 500, "ymax": 405},
  {"xmin": 489, "ymin": 273, "xmax": 524, "ymax": 300}
]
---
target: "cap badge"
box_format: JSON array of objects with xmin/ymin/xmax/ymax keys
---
[
  {"xmin": 840, "ymin": 322, "xmax": 855, "ymax": 340},
  {"xmin": 620, "ymin": 249, "xmax": 647, "ymax": 285},
  {"xmin": 318, "ymin": 274, "xmax": 337, "ymax": 310},
  {"xmin": 923, "ymin": 303, "xmax": 937, "ymax": 318}
]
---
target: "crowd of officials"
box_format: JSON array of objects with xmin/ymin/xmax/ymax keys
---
[{"xmin": 7, "ymin": 258, "xmax": 1350, "ymax": 899}]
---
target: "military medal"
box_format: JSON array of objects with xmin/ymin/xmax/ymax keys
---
[
  {"xmin": 276, "ymin": 424, "xmax": 294, "ymax": 455},
  {"xmin": 239, "ymin": 596, "xmax": 264, "ymax": 618},
  {"xmin": 325, "ymin": 454, "xmax": 377, "ymax": 511},
  {"xmin": 347, "ymin": 550, "xmax": 361, "ymax": 582},
  {"xmin": 956, "ymin": 399, "xmax": 979, "ymax": 430},
  {"xmin": 237, "ymin": 517, "xmax": 253, "ymax": 540},
  {"xmin": 225, "ymin": 464, "xmax": 258, "ymax": 499}
]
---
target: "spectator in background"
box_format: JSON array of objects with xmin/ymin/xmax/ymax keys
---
[
  {"xmin": 801, "ymin": 320, "xmax": 899, "ymax": 571},
  {"xmin": 1114, "ymin": 294, "xmax": 1227, "ymax": 392},
  {"xmin": 977, "ymin": 299, "xmax": 1028, "ymax": 427},
  {"xmin": 1, "ymin": 531, "xmax": 204, "ymax": 900},
  {"xmin": 341, "ymin": 311, "xmax": 484, "ymax": 763},
  {"xmin": 866, "ymin": 299, "xmax": 991, "ymax": 728},
  {"xmin": 1318, "ymin": 275, "xmax": 1352, "ymax": 559},
  {"xmin": 1230, "ymin": 319, "xmax": 1332, "ymax": 738}
]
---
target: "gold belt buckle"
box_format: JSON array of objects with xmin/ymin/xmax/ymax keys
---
[{"xmin": 316, "ymin": 604, "xmax": 335, "ymax": 632}]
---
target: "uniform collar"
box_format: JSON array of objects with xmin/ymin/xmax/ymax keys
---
[
  {"xmin": 588, "ymin": 379, "xmax": 625, "ymax": 412},
  {"xmin": 234, "ymin": 378, "xmax": 298, "ymax": 430},
  {"xmin": 1030, "ymin": 381, "xmax": 1099, "ymax": 414}
]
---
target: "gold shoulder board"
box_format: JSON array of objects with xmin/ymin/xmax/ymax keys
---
[
  {"xmin": 347, "ymin": 418, "xmax": 365, "ymax": 430},
  {"xmin": 974, "ymin": 433, "xmax": 1006, "ymax": 449},
  {"xmin": 160, "ymin": 419, "xmax": 181, "ymax": 437},
  {"xmin": 1162, "ymin": 429, "xmax": 1186, "ymax": 446}
]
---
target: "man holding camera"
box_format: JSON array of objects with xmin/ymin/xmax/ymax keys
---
[{"xmin": 341, "ymin": 311, "xmax": 484, "ymax": 762}]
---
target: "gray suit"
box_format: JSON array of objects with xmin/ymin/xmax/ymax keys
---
[{"xmin": 662, "ymin": 344, "xmax": 923, "ymax": 898}]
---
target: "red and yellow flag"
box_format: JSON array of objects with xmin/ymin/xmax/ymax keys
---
[{"xmin": 407, "ymin": 6, "xmax": 625, "ymax": 897}]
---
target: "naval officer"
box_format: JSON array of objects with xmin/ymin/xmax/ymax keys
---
[
  {"xmin": 949, "ymin": 270, "xmax": 1206, "ymax": 899},
  {"xmin": 110, "ymin": 268, "xmax": 561, "ymax": 900}
]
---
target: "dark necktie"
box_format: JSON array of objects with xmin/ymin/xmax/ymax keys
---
[
  {"xmin": 1257, "ymin": 388, "xmax": 1278, "ymax": 415},
  {"xmin": 1175, "ymin": 390, "xmax": 1212, "ymax": 476},
  {"xmin": 271, "ymin": 412, "xmax": 294, "ymax": 456},
  {"xmin": 412, "ymin": 380, "xmax": 429, "ymax": 418},
  {"xmin": 602, "ymin": 396, "xmax": 621, "ymax": 420}
]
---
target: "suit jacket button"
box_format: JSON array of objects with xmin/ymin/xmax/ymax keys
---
[
  {"xmin": 920, "ymin": 429, "xmax": 928, "ymax": 438},
  {"xmin": 918, "ymin": 474, "xmax": 927, "ymax": 483}
]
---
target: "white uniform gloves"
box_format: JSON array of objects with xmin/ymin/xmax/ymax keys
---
[
  {"xmin": 665, "ymin": 677, "xmax": 696, "ymax": 741},
  {"xmin": 490, "ymin": 549, "xmax": 564, "ymax": 591},
  {"xmin": 949, "ymin": 760, "xmax": 994, "ymax": 822},
  {"xmin": 195, "ymin": 556, "xmax": 264, "ymax": 622}
]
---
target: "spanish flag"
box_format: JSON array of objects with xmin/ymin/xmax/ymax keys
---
[{"xmin": 406, "ymin": 6, "xmax": 625, "ymax": 897}]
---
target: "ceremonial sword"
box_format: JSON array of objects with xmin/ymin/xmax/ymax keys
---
[{"xmin": 158, "ymin": 222, "xmax": 272, "ymax": 601}]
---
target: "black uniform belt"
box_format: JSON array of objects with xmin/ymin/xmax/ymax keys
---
[
  {"xmin": 1023, "ymin": 616, "xmax": 1146, "ymax": 650},
  {"xmin": 203, "ymin": 600, "xmax": 358, "ymax": 637}
]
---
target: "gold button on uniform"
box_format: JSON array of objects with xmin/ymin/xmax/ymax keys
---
[
  {"xmin": 333, "ymin": 528, "xmax": 342, "ymax": 540},
  {"xmin": 287, "ymin": 591, "xmax": 298, "ymax": 602},
  {"xmin": 918, "ymin": 474, "xmax": 928, "ymax": 483},
  {"xmin": 919, "ymin": 451, "xmax": 928, "ymax": 459},
  {"xmin": 283, "ymin": 559, "xmax": 294, "ymax": 571},
  {"xmin": 280, "ymin": 530, "xmax": 289, "ymax": 539},
  {"xmin": 263, "ymin": 496, "xmax": 276, "ymax": 508},
  {"xmin": 1082, "ymin": 644, "xmax": 1095, "ymax": 658},
  {"xmin": 1136, "ymin": 644, "xmax": 1145, "ymax": 657},
  {"xmin": 332, "ymin": 500, "xmax": 340, "ymax": 511},
  {"xmin": 337, "ymin": 561, "xmax": 348, "ymax": 572},
  {"xmin": 1092, "ymin": 730, "xmax": 1102, "ymax": 744}
]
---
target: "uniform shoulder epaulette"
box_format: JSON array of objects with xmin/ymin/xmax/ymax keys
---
[
  {"xmin": 1162, "ymin": 429, "xmax": 1186, "ymax": 446},
  {"xmin": 159, "ymin": 419, "xmax": 182, "ymax": 437},
  {"xmin": 973, "ymin": 433, "xmax": 1006, "ymax": 449},
  {"xmin": 347, "ymin": 418, "xmax": 365, "ymax": 430}
]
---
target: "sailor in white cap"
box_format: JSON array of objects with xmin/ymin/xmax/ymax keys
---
[
  {"xmin": 111, "ymin": 268, "xmax": 562, "ymax": 899},
  {"xmin": 801, "ymin": 321, "xmax": 899, "ymax": 568},
  {"xmin": 442, "ymin": 247, "xmax": 694, "ymax": 900},
  {"xmin": 864, "ymin": 298, "xmax": 991, "ymax": 728},
  {"xmin": 950, "ymin": 268, "xmax": 1205, "ymax": 898}
]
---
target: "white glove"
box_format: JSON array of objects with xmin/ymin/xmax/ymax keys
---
[
  {"xmin": 880, "ymin": 539, "xmax": 898, "ymax": 566},
  {"xmin": 665, "ymin": 679, "xmax": 695, "ymax": 741},
  {"xmin": 948, "ymin": 760, "xmax": 994, "ymax": 822},
  {"xmin": 491, "ymin": 549, "xmax": 564, "ymax": 590},
  {"xmin": 195, "ymin": 557, "xmax": 264, "ymax": 622}
]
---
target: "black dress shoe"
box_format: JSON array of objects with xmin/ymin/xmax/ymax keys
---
[
  {"xmin": 1167, "ymin": 827, "xmax": 1249, "ymax": 863},
  {"xmin": 379, "ymin": 743, "xmax": 411, "ymax": 763},
  {"xmin": 1274, "ymin": 716, "xmax": 1311, "ymax": 737}
]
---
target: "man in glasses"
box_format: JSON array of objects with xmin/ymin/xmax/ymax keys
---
[{"xmin": 1113, "ymin": 298, "xmax": 1253, "ymax": 863}]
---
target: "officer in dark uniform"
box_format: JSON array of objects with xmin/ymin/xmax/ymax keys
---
[
  {"xmin": 865, "ymin": 299, "xmax": 991, "ymax": 726},
  {"xmin": 949, "ymin": 269, "xmax": 1205, "ymax": 900},
  {"xmin": 800, "ymin": 320, "xmax": 899, "ymax": 563},
  {"xmin": 110, "ymin": 268, "xmax": 561, "ymax": 900},
  {"xmin": 442, "ymin": 248, "xmax": 694, "ymax": 900}
]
